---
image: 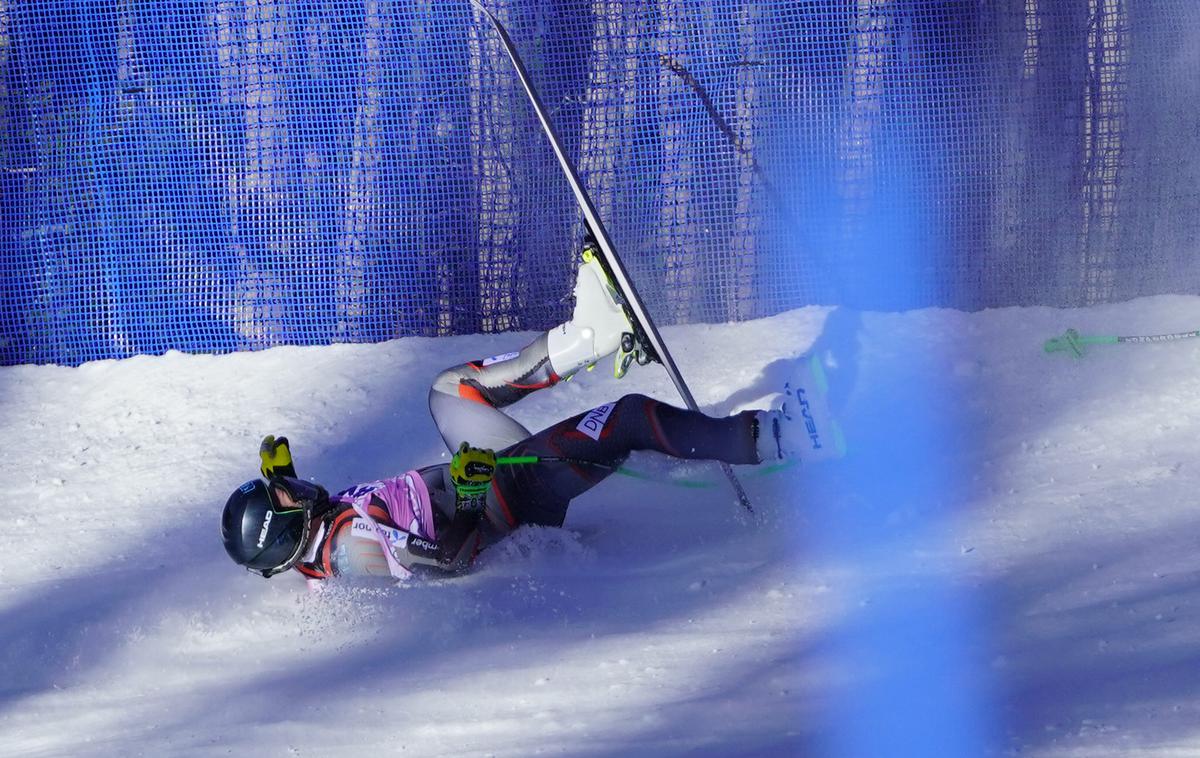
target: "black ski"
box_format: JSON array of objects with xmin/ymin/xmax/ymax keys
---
[{"xmin": 470, "ymin": 1, "xmax": 754, "ymax": 513}]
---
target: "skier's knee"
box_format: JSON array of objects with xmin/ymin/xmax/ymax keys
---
[
  {"xmin": 612, "ymin": 393, "xmax": 655, "ymax": 417},
  {"xmin": 430, "ymin": 365, "xmax": 469, "ymax": 398}
]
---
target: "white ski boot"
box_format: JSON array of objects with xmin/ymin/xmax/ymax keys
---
[
  {"xmin": 755, "ymin": 353, "xmax": 847, "ymax": 463},
  {"xmin": 547, "ymin": 243, "xmax": 637, "ymax": 379}
]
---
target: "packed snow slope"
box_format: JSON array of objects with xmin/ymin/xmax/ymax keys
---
[{"xmin": 2, "ymin": 297, "xmax": 1199, "ymax": 758}]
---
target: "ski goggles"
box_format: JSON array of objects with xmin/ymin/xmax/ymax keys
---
[
  {"xmin": 266, "ymin": 476, "xmax": 327, "ymax": 514},
  {"xmin": 250, "ymin": 477, "xmax": 328, "ymax": 578}
]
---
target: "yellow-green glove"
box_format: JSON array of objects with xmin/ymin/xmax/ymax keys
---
[
  {"xmin": 259, "ymin": 435, "xmax": 297, "ymax": 479},
  {"xmin": 450, "ymin": 442, "xmax": 496, "ymax": 501}
]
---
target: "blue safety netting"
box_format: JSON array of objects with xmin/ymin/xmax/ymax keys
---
[{"xmin": 2, "ymin": 1, "xmax": 1198, "ymax": 366}]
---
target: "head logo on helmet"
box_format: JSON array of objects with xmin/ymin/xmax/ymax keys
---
[{"xmin": 256, "ymin": 510, "xmax": 273, "ymax": 549}]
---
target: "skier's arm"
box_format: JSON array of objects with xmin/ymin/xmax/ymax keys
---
[{"xmin": 400, "ymin": 444, "xmax": 495, "ymax": 573}]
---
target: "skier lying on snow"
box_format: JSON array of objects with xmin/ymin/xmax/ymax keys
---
[{"xmin": 220, "ymin": 240, "xmax": 841, "ymax": 584}]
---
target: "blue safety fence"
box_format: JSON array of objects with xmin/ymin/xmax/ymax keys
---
[{"xmin": 2, "ymin": 1, "xmax": 1198, "ymax": 366}]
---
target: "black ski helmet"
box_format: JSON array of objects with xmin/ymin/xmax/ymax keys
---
[{"xmin": 221, "ymin": 477, "xmax": 326, "ymax": 577}]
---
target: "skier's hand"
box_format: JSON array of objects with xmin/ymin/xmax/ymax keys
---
[
  {"xmin": 259, "ymin": 435, "xmax": 297, "ymax": 479},
  {"xmin": 450, "ymin": 442, "xmax": 496, "ymax": 501}
]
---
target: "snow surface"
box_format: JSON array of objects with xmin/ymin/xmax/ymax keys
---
[{"xmin": 2, "ymin": 297, "xmax": 1199, "ymax": 757}]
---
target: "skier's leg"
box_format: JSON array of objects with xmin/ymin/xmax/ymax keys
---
[
  {"xmin": 492, "ymin": 394, "xmax": 764, "ymax": 526},
  {"xmin": 429, "ymin": 243, "xmax": 633, "ymax": 452},
  {"xmin": 428, "ymin": 335, "xmax": 548, "ymax": 453}
]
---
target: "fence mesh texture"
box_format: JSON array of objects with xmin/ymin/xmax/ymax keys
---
[{"xmin": 2, "ymin": 0, "xmax": 1198, "ymax": 366}]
